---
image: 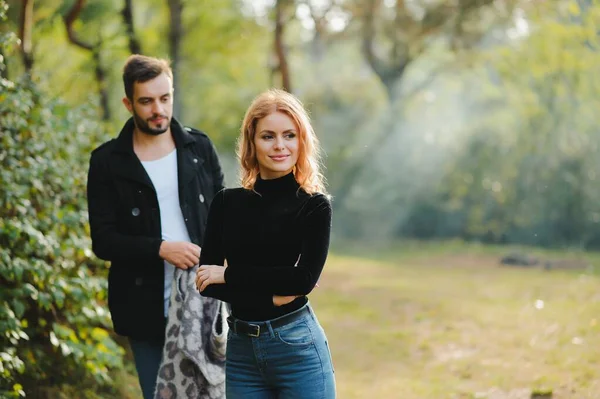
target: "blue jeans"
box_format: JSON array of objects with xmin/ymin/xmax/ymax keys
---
[
  {"xmin": 226, "ymin": 303, "xmax": 336, "ymax": 398},
  {"xmin": 129, "ymin": 336, "xmax": 165, "ymax": 399}
]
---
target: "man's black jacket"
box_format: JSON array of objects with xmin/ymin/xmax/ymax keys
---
[{"xmin": 87, "ymin": 117, "xmax": 224, "ymax": 339}]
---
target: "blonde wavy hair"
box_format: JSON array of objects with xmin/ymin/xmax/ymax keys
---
[{"xmin": 237, "ymin": 89, "xmax": 326, "ymax": 195}]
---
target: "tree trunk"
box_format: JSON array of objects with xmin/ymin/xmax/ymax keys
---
[
  {"xmin": 274, "ymin": 0, "xmax": 291, "ymax": 92},
  {"xmin": 361, "ymin": 0, "xmax": 409, "ymax": 102},
  {"xmin": 324, "ymin": 0, "xmax": 511, "ymax": 213},
  {"xmin": 93, "ymin": 49, "xmax": 110, "ymax": 121},
  {"xmin": 122, "ymin": 0, "xmax": 141, "ymax": 54},
  {"xmin": 168, "ymin": 0, "xmax": 183, "ymax": 120},
  {"xmin": 64, "ymin": 0, "xmax": 111, "ymax": 120},
  {"xmin": 330, "ymin": 0, "xmax": 414, "ymax": 209},
  {"xmin": 20, "ymin": 0, "xmax": 34, "ymax": 74},
  {"xmin": 306, "ymin": 1, "xmax": 327, "ymax": 62},
  {"xmin": 330, "ymin": 63, "xmax": 442, "ymax": 211}
]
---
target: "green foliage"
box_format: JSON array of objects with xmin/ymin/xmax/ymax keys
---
[
  {"xmin": 176, "ymin": 0, "xmax": 271, "ymax": 148},
  {"xmin": 431, "ymin": 0, "xmax": 600, "ymax": 247},
  {"xmin": 328, "ymin": 0, "xmax": 600, "ymax": 249},
  {"xmin": 4, "ymin": 0, "xmax": 600, "ymax": 263},
  {"xmin": 3, "ymin": 0, "xmax": 271, "ymax": 150},
  {"xmin": 0, "ymin": 14, "xmax": 124, "ymax": 396}
]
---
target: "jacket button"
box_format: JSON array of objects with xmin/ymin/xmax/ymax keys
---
[
  {"xmin": 135, "ymin": 277, "xmax": 143, "ymax": 286},
  {"xmin": 199, "ymin": 194, "xmax": 205, "ymax": 203},
  {"xmin": 193, "ymin": 158, "xmax": 198, "ymax": 163},
  {"xmin": 131, "ymin": 207, "xmax": 140, "ymax": 216}
]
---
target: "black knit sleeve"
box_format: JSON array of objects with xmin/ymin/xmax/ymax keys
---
[
  {"xmin": 199, "ymin": 189, "xmax": 275, "ymax": 307},
  {"xmin": 223, "ymin": 194, "xmax": 332, "ymax": 296}
]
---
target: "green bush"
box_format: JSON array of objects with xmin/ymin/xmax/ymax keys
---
[{"xmin": 0, "ymin": 6, "xmax": 124, "ymax": 396}]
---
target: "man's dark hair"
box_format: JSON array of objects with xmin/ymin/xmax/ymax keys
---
[{"xmin": 122, "ymin": 55, "xmax": 173, "ymax": 100}]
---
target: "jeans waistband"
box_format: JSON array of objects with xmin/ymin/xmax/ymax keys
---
[{"xmin": 227, "ymin": 304, "xmax": 311, "ymax": 337}]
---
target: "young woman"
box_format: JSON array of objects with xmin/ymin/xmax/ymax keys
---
[{"xmin": 195, "ymin": 89, "xmax": 335, "ymax": 398}]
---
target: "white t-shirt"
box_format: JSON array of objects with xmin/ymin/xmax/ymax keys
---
[{"xmin": 141, "ymin": 149, "xmax": 191, "ymax": 317}]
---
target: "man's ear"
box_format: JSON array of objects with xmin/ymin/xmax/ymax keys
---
[{"xmin": 122, "ymin": 97, "xmax": 133, "ymax": 114}]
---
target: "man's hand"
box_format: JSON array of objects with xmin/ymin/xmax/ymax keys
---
[
  {"xmin": 196, "ymin": 265, "xmax": 226, "ymax": 292},
  {"xmin": 273, "ymin": 295, "xmax": 301, "ymax": 306},
  {"xmin": 159, "ymin": 241, "xmax": 201, "ymax": 270}
]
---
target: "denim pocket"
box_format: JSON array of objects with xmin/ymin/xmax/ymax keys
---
[{"xmin": 275, "ymin": 320, "xmax": 314, "ymax": 347}]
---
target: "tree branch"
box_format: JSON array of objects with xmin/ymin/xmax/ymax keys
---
[
  {"xmin": 361, "ymin": 0, "xmax": 383, "ymax": 79},
  {"xmin": 63, "ymin": 0, "xmax": 110, "ymax": 120},
  {"xmin": 64, "ymin": 0, "xmax": 94, "ymax": 51}
]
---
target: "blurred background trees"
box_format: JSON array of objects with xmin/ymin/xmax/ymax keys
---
[{"xmin": 2, "ymin": 0, "xmax": 600, "ymax": 396}]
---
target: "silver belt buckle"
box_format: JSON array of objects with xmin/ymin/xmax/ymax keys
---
[{"xmin": 248, "ymin": 323, "xmax": 260, "ymax": 337}]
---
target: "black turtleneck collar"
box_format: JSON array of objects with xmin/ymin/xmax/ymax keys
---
[{"xmin": 254, "ymin": 172, "xmax": 300, "ymax": 196}]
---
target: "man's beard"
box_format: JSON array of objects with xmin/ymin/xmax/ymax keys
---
[{"xmin": 133, "ymin": 109, "xmax": 170, "ymax": 136}]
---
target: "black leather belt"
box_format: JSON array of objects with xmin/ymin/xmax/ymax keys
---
[{"xmin": 227, "ymin": 306, "xmax": 311, "ymax": 338}]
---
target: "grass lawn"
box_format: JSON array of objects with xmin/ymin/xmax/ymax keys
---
[
  {"xmin": 115, "ymin": 240, "xmax": 600, "ymax": 398},
  {"xmin": 310, "ymin": 240, "xmax": 600, "ymax": 399}
]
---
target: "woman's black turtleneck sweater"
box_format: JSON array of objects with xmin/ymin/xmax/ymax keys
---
[{"xmin": 199, "ymin": 172, "xmax": 332, "ymax": 322}]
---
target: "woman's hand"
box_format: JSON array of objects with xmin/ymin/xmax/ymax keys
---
[
  {"xmin": 196, "ymin": 265, "xmax": 226, "ymax": 292},
  {"xmin": 273, "ymin": 295, "xmax": 301, "ymax": 306}
]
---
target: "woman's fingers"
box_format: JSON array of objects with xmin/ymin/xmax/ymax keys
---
[
  {"xmin": 199, "ymin": 279, "xmax": 210, "ymax": 292},
  {"xmin": 196, "ymin": 277, "xmax": 208, "ymax": 291},
  {"xmin": 197, "ymin": 274, "xmax": 211, "ymax": 291},
  {"xmin": 196, "ymin": 267, "xmax": 209, "ymax": 279},
  {"xmin": 195, "ymin": 272, "xmax": 207, "ymax": 290},
  {"xmin": 195, "ymin": 268, "xmax": 213, "ymax": 291},
  {"xmin": 195, "ymin": 265, "xmax": 225, "ymax": 291}
]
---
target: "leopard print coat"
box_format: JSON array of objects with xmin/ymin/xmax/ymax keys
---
[{"xmin": 154, "ymin": 265, "xmax": 228, "ymax": 399}]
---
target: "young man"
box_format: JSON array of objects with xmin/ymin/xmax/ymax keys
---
[{"xmin": 86, "ymin": 55, "xmax": 225, "ymax": 398}]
